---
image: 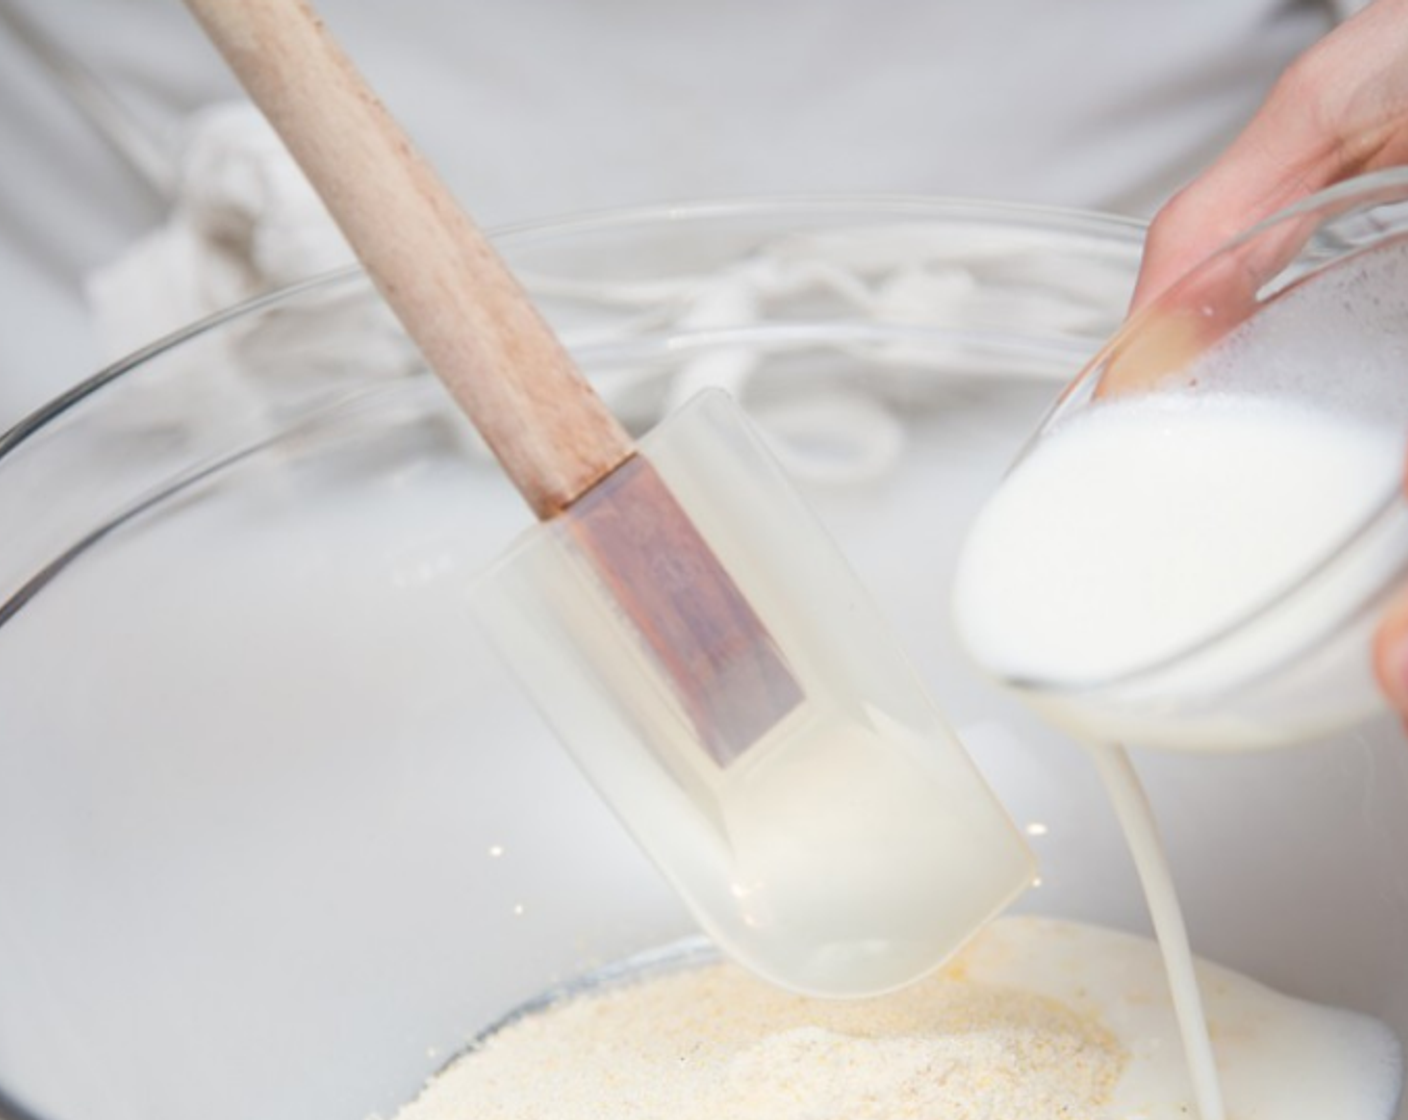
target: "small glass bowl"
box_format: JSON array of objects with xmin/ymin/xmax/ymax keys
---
[{"xmin": 966, "ymin": 168, "xmax": 1408, "ymax": 750}]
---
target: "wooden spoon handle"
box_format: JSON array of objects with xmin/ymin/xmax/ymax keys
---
[{"xmin": 183, "ymin": 0, "xmax": 634, "ymax": 519}]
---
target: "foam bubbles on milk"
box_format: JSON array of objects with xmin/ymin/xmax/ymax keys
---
[{"xmin": 1171, "ymin": 235, "xmax": 1408, "ymax": 422}]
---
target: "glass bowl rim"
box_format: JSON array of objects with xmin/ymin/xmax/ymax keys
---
[{"xmin": 0, "ymin": 191, "xmax": 1146, "ymax": 463}]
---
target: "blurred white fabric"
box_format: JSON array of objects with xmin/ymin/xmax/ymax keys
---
[
  {"xmin": 84, "ymin": 102, "xmax": 353, "ymax": 361},
  {"xmin": 79, "ymin": 107, "xmax": 1146, "ymax": 485},
  {"xmin": 0, "ymin": 0, "xmax": 1357, "ymax": 428}
]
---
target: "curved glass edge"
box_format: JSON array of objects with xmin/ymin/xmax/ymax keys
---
[
  {"xmin": 401, "ymin": 936, "xmax": 717, "ymax": 1109},
  {"xmin": 0, "ymin": 193, "xmax": 1146, "ymax": 464},
  {"xmin": 463, "ymin": 935, "xmax": 716, "ymax": 1054}
]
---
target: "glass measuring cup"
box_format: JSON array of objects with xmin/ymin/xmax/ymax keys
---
[{"xmin": 953, "ymin": 168, "xmax": 1408, "ymax": 751}]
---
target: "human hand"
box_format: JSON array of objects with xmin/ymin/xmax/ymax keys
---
[
  {"xmin": 1130, "ymin": 0, "xmax": 1408, "ymax": 727},
  {"xmin": 1132, "ymin": 0, "xmax": 1408, "ymax": 313}
]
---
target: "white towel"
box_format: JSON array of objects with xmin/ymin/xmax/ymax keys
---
[
  {"xmin": 81, "ymin": 102, "xmax": 1137, "ymax": 482},
  {"xmin": 85, "ymin": 102, "xmax": 354, "ymax": 361}
]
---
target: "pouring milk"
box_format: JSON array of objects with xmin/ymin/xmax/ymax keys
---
[{"xmin": 951, "ymin": 241, "xmax": 1408, "ymax": 1119}]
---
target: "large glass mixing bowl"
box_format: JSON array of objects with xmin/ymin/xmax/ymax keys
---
[{"xmin": 1, "ymin": 197, "xmax": 1404, "ymax": 1120}]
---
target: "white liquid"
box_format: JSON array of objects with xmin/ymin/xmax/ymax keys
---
[
  {"xmin": 952, "ymin": 392, "xmax": 1405, "ymax": 747},
  {"xmin": 955, "ymin": 391, "xmax": 1398, "ymax": 684},
  {"xmin": 952, "ymin": 390, "xmax": 1408, "ymax": 1117},
  {"xmin": 957, "ymin": 916, "xmax": 1404, "ymax": 1119},
  {"xmin": 1089, "ymin": 743, "xmax": 1225, "ymax": 1120}
]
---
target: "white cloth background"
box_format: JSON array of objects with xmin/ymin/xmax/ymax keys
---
[{"xmin": 0, "ymin": 0, "xmax": 1353, "ymax": 428}]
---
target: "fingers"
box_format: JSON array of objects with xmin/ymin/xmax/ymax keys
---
[
  {"xmin": 1094, "ymin": 242, "xmax": 1267, "ymax": 400},
  {"xmin": 1115, "ymin": 0, "xmax": 1408, "ymax": 728},
  {"xmin": 1134, "ymin": 174, "xmax": 1308, "ymax": 320},
  {"xmin": 1132, "ymin": 0, "xmax": 1408, "ymax": 313},
  {"xmin": 1374, "ymin": 580, "xmax": 1408, "ymax": 721}
]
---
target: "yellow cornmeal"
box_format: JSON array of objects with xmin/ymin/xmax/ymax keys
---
[{"xmin": 395, "ymin": 940, "xmax": 1125, "ymax": 1120}]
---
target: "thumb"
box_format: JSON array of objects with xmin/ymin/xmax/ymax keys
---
[{"xmin": 1373, "ymin": 579, "xmax": 1408, "ymax": 719}]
